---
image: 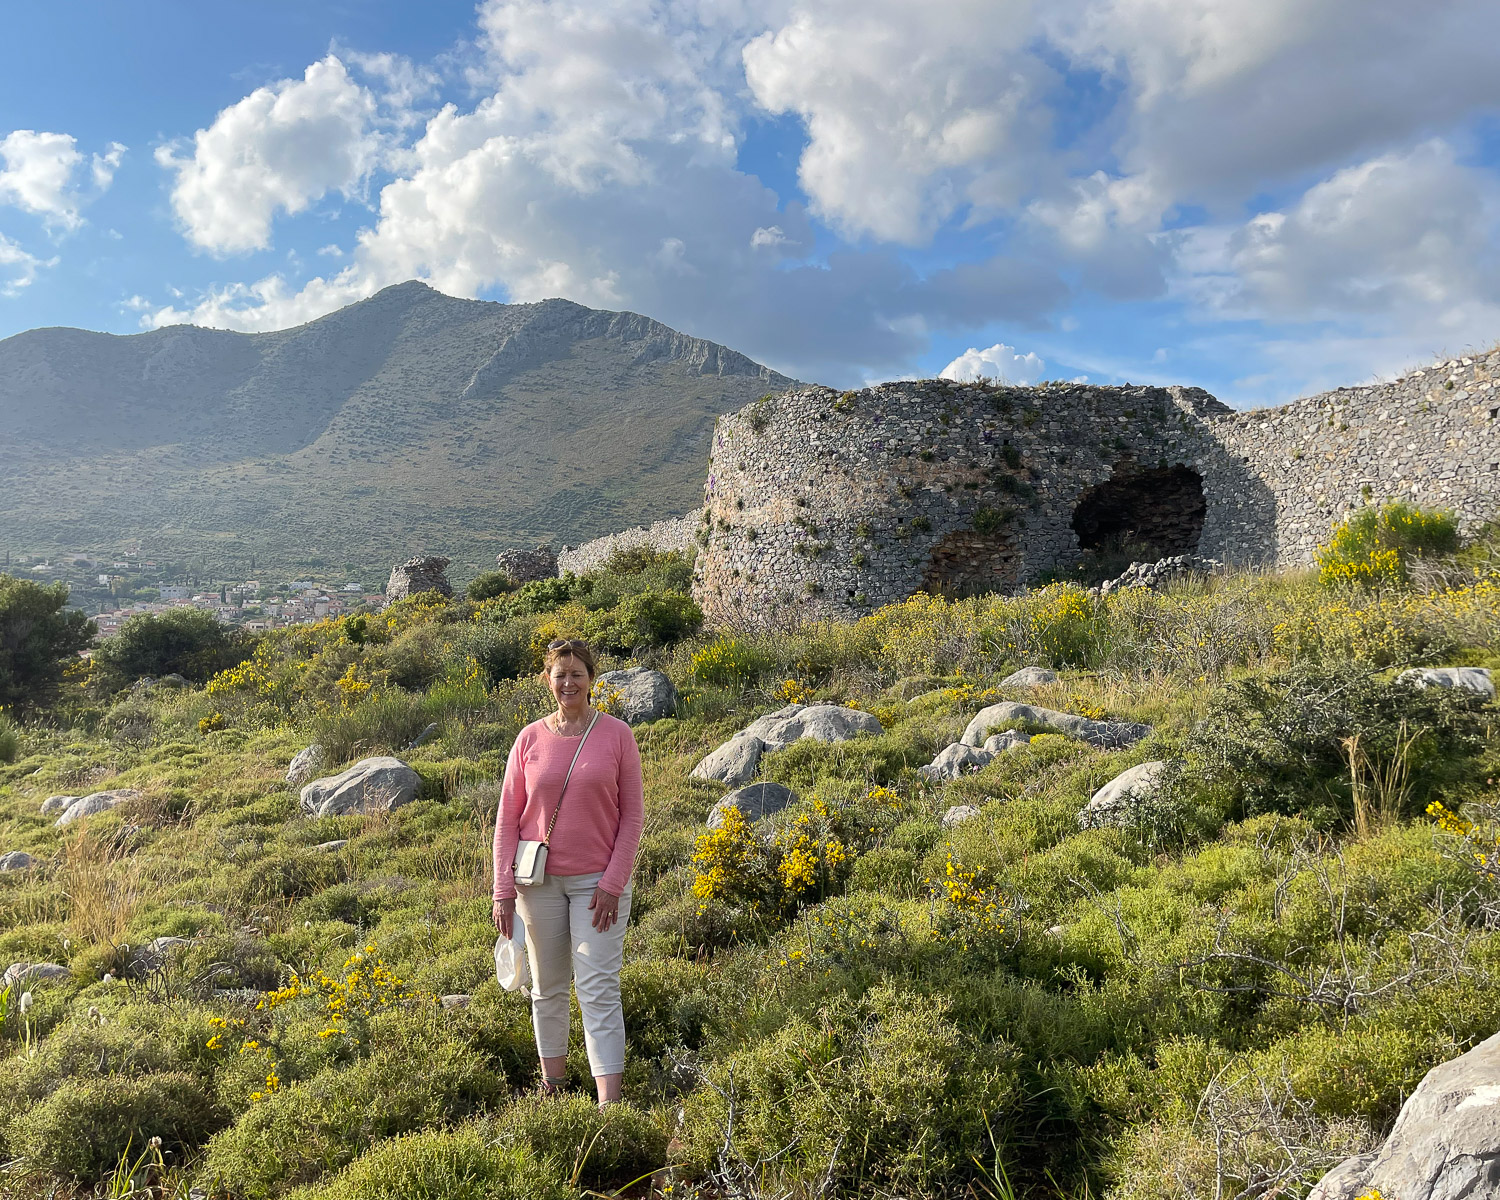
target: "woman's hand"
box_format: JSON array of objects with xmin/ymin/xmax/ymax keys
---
[
  {"xmin": 493, "ymin": 898, "xmax": 516, "ymax": 939},
  {"xmin": 589, "ymin": 886, "xmax": 621, "ymax": 932}
]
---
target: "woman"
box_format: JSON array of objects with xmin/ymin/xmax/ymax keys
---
[{"xmin": 493, "ymin": 638, "xmax": 644, "ymax": 1106}]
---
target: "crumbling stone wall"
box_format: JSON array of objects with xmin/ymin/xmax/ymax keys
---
[
  {"xmin": 557, "ymin": 510, "xmax": 701, "ymax": 575},
  {"xmin": 495, "ymin": 546, "xmax": 559, "ymax": 582},
  {"xmin": 691, "ymin": 348, "xmax": 1500, "ymax": 626},
  {"xmin": 386, "ymin": 555, "xmax": 453, "ymax": 602}
]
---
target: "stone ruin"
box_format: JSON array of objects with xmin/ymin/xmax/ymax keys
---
[
  {"xmin": 495, "ymin": 545, "xmax": 559, "ymax": 582},
  {"xmin": 385, "ymin": 555, "xmax": 453, "ymax": 602},
  {"xmin": 691, "ymin": 349, "xmax": 1500, "ymax": 627}
]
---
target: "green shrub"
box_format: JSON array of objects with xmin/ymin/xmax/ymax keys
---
[
  {"xmin": 296, "ymin": 1126, "xmax": 566, "ymax": 1200},
  {"xmin": 586, "ymin": 589, "xmax": 703, "ymax": 652},
  {"xmin": 93, "ymin": 607, "xmax": 254, "ymax": 686},
  {"xmin": 0, "ymin": 574, "xmax": 96, "ymax": 711},
  {"xmin": 11, "ymin": 1072, "xmax": 222, "ymax": 1181},
  {"xmin": 1317, "ymin": 502, "xmax": 1459, "ymax": 588},
  {"xmin": 0, "ymin": 711, "xmax": 19, "ymax": 763},
  {"xmin": 467, "ymin": 571, "xmax": 520, "ymax": 602},
  {"xmin": 491, "ymin": 1094, "xmax": 667, "ymax": 1189},
  {"xmin": 689, "ymin": 636, "xmax": 774, "ymax": 688}
]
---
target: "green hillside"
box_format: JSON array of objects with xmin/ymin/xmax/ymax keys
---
[
  {"xmin": 0, "ymin": 283, "xmax": 795, "ymax": 579},
  {"xmin": 2, "ymin": 524, "xmax": 1499, "ymax": 1197}
]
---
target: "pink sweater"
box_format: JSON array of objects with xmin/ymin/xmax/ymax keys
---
[{"xmin": 492, "ymin": 712, "xmax": 644, "ymax": 901}]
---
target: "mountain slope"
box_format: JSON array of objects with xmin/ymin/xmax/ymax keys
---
[{"xmin": 0, "ymin": 282, "xmax": 795, "ymax": 577}]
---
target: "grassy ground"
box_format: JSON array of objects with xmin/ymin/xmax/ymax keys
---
[{"xmin": 3, "ymin": 554, "xmax": 1500, "ymax": 1199}]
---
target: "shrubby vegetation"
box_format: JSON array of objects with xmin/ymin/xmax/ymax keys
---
[{"xmin": 3, "ymin": 522, "xmax": 1500, "ymax": 1197}]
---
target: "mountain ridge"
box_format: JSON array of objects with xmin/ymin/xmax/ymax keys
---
[{"xmin": 0, "ymin": 282, "xmax": 796, "ymax": 577}]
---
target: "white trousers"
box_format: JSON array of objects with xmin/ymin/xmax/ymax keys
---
[{"xmin": 514, "ymin": 870, "xmax": 632, "ymax": 1076}]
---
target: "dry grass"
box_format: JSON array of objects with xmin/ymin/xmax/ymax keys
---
[{"xmin": 60, "ymin": 829, "xmax": 142, "ymax": 950}]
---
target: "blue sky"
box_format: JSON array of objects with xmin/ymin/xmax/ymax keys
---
[{"xmin": 3, "ymin": 0, "xmax": 1500, "ymax": 405}]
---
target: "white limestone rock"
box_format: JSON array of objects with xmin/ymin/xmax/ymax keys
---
[
  {"xmin": 313, "ymin": 839, "xmax": 349, "ymax": 853},
  {"xmin": 40, "ymin": 795, "xmax": 76, "ymax": 816},
  {"xmin": 2, "ymin": 962, "xmax": 70, "ymax": 988},
  {"xmin": 0, "ymin": 851, "xmax": 37, "ymax": 872},
  {"xmin": 54, "ymin": 789, "xmax": 144, "ymax": 828},
  {"xmin": 690, "ymin": 735, "xmax": 765, "ymax": 786},
  {"xmin": 708, "ymin": 781, "xmax": 797, "ymax": 828},
  {"xmin": 1079, "ymin": 761, "xmax": 1169, "ymax": 828},
  {"xmin": 594, "ymin": 667, "xmax": 677, "ymax": 724},
  {"xmin": 961, "ymin": 702, "xmax": 1150, "ymax": 750},
  {"xmin": 999, "ymin": 666, "xmax": 1059, "ymax": 689},
  {"xmin": 1398, "ymin": 666, "xmax": 1495, "ymax": 698},
  {"xmin": 737, "ymin": 704, "xmax": 883, "ymax": 750},
  {"xmin": 1308, "ymin": 1029, "xmax": 1500, "ymax": 1200},
  {"xmin": 941, "ymin": 804, "xmax": 980, "ymax": 828},
  {"xmin": 920, "ymin": 743, "xmax": 994, "ymax": 781},
  {"xmin": 286, "ymin": 745, "xmax": 327, "ymax": 788},
  {"xmin": 299, "ymin": 757, "xmax": 421, "ymax": 818},
  {"xmin": 983, "ymin": 730, "xmax": 1031, "ymax": 754}
]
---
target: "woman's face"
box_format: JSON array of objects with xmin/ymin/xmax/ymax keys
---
[{"xmin": 547, "ymin": 655, "xmax": 592, "ymax": 711}]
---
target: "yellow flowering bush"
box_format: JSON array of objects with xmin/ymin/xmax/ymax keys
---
[
  {"xmin": 1317, "ymin": 502, "xmax": 1458, "ymax": 589},
  {"xmin": 690, "ymin": 636, "xmax": 772, "ymax": 688},
  {"xmin": 1427, "ymin": 799, "xmax": 1500, "ymax": 881},
  {"xmin": 929, "ymin": 852, "xmax": 1010, "ymax": 949},
  {"xmin": 691, "ymin": 798, "xmax": 858, "ymax": 917},
  {"xmin": 775, "ymin": 678, "xmax": 814, "ymax": 705}
]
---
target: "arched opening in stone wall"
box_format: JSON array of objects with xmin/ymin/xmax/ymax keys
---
[
  {"xmin": 1071, "ymin": 465, "xmax": 1206, "ymax": 565},
  {"xmin": 922, "ymin": 530, "xmax": 1023, "ymax": 598}
]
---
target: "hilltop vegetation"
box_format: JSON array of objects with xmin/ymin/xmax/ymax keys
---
[{"xmin": 2, "ymin": 521, "xmax": 1500, "ymax": 1199}]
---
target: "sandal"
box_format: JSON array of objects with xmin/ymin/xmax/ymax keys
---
[{"xmin": 539, "ymin": 1075, "xmax": 568, "ymax": 1097}]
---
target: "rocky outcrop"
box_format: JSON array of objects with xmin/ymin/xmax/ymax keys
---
[
  {"xmin": 2, "ymin": 962, "xmax": 70, "ymax": 988},
  {"xmin": 1309, "ymin": 1029, "xmax": 1500, "ymax": 1200},
  {"xmin": 999, "ymin": 666, "xmax": 1059, "ymax": 688},
  {"xmin": 594, "ymin": 667, "xmax": 676, "ymax": 724},
  {"xmin": 1099, "ymin": 554, "xmax": 1221, "ymax": 595},
  {"xmin": 708, "ymin": 782, "xmax": 797, "ymax": 828},
  {"xmin": 40, "ymin": 795, "xmax": 75, "ymax": 816},
  {"xmin": 1079, "ymin": 761, "xmax": 1169, "ymax": 828},
  {"xmin": 690, "ymin": 736, "xmax": 765, "ymax": 786},
  {"xmin": 941, "ymin": 804, "xmax": 980, "ymax": 828},
  {"xmin": 299, "ymin": 757, "xmax": 422, "ymax": 818},
  {"xmin": 1398, "ymin": 666, "xmax": 1495, "ymax": 698},
  {"xmin": 557, "ymin": 511, "xmax": 701, "ymax": 575},
  {"xmin": 0, "ymin": 851, "xmax": 37, "ymax": 872},
  {"xmin": 495, "ymin": 546, "xmax": 558, "ymax": 582},
  {"xmin": 920, "ymin": 743, "xmax": 996, "ymax": 781},
  {"xmin": 961, "ymin": 702, "xmax": 1150, "ymax": 750},
  {"xmin": 54, "ymin": 789, "xmax": 144, "ymax": 828},
  {"xmin": 286, "ymin": 745, "xmax": 326, "ymax": 788},
  {"xmin": 385, "ymin": 555, "xmax": 453, "ymax": 602},
  {"xmin": 690, "ymin": 704, "xmax": 883, "ymax": 785}
]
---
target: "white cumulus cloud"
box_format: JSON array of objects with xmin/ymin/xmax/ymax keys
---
[
  {"xmin": 156, "ymin": 55, "xmax": 383, "ymax": 255},
  {"xmin": 0, "ymin": 130, "xmax": 125, "ymax": 230},
  {"xmin": 941, "ymin": 342, "xmax": 1045, "ymax": 383},
  {"xmin": 0, "ymin": 231, "xmax": 57, "ymax": 294}
]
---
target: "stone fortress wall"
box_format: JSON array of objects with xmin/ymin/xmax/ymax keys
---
[
  {"xmin": 689, "ymin": 349, "xmax": 1500, "ymax": 627},
  {"xmin": 557, "ymin": 510, "xmax": 702, "ymax": 575}
]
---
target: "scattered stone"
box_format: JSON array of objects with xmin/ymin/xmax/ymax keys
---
[
  {"xmin": 1398, "ymin": 666, "xmax": 1495, "ymax": 698},
  {"xmin": 313, "ymin": 839, "xmax": 349, "ymax": 853},
  {"xmin": 439, "ymin": 994, "xmax": 472, "ymax": 1010},
  {"xmin": 1309, "ymin": 1029, "xmax": 1500, "ymax": 1200},
  {"xmin": 961, "ymin": 702, "xmax": 1150, "ymax": 750},
  {"xmin": 156, "ymin": 673, "xmax": 189, "ymax": 688},
  {"xmin": 594, "ymin": 667, "xmax": 677, "ymax": 724},
  {"xmin": 736, "ymin": 704, "xmax": 883, "ymax": 750},
  {"xmin": 1099, "ymin": 554, "xmax": 1221, "ymax": 595},
  {"xmin": 982, "ymin": 730, "xmax": 1031, "ymax": 754},
  {"xmin": 54, "ymin": 789, "xmax": 144, "ymax": 828},
  {"xmin": 286, "ymin": 745, "xmax": 326, "ymax": 788},
  {"xmin": 920, "ymin": 743, "xmax": 994, "ymax": 781},
  {"xmin": 1079, "ymin": 761, "xmax": 1169, "ymax": 828},
  {"xmin": 941, "ymin": 804, "xmax": 980, "ymax": 828},
  {"xmin": 405, "ymin": 722, "xmax": 441, "ymax": 750},
  {"xmin": 708, "ymin": 782, "xmax": 797, "ymax": 828},
  {"xmin": 999, "ymin": 666, "xmax": 1059, "ymax": 689},
  {"xmin": 0, "ymin": 851, "xmax": 36, "ymax": 872},
  {"xmin": 385, "ymin": 555, "xmax": 453, "ymax": 602},
  {"xmin": 2, "ymin": 962, "xmax": 70, "ymax": 988},
  {"xmin": 690, "ymin": 736, "xmax": 765, "ymax": 786},
  {"xmin": 130, "ymin": 937, "xmax": 192, "ymax": 975},
  {"xmin": 495, "ymin": 546, "xmax": 559, "ymax": 582},
  {"xmin": 40, "ymin": 795, "xmax": 76, "ymax": 816},
  {"xmin": 299, "ymin": 757, "xmax": 422, "ymax": 818}
]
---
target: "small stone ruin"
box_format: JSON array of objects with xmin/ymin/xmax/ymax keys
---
[
  {"xmin": 495, "ymin": 545, "xmax": 559, "ymax": 582},
  {"xmin": 385, "ymin": 555, "xmax": 453, "ymax": 602}
]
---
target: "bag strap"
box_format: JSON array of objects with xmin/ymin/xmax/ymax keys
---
[{"xmin": 542, "ymin": 710, "xmax": 600, "ymax": 845}]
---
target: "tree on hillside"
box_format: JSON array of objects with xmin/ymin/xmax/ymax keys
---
[
  {"xmin": 93, "ymin": 608, "xmax": 255, "ymax": 686},
  {"xmin": 0, "ymin": 574, "xmax": 96, "ymax": 712}
]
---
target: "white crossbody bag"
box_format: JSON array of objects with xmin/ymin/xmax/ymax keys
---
[{"xmin": 512, "ymin": 710, "xmax": 599, "ymax": 887}]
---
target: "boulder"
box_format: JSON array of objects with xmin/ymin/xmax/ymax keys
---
[
  {"xmin": 2, "ymin": 962, "xmax": 70, "ymax": 988},
  {"xmin": 999, "ymin": 666, "xmax": 1059, "ymax": 689},
  {"xmin": 299, "ymin": 757, "xmax": 422, "ymax": 818},
  {"xmin": 0, "ymin": 851, "xmax": 36, "ymax": 872},
  {"xmin": 983, "ymin": 730, "xmax": 1031, "ymax": 754},
  {"xmin": 594, "ymin": 667, "xmax": 677, "ymax": 724},
  {"xmin": 1079, "ymin": 761, "xmax": 1169, "ymax": 828},
  {"xmin": 385, "ymin": 555, "xmax": 453, "ymax": 602},
  {"xmin": 405, "ymin": 722, "xmax": 440, "ymax": 749},
  {"xmin": 690, "ymin": 736, "xmax": 765, "ymax": 786},
  {"xmin": 737, "ymin": 704, "xmax": 883, "ymax": 750},
  {"xmin": 40, "ymin": 795, "xmax": 76, "ymax": 816},
  {"xmin": 1100, "ymin": 554, "xmax": 1220, "ymax": 596},
  {"xmin": 1308, "ymin": 1029, "xmax": 1500, "ymax": 1200},
  {"xmin": 54, "ymin": 789, "xmax": 144, "ymax": 828},
  {"xmin": 941, "ymin": 804, "xmax": 980, "ymax": 828},
  {"xmin": 708, "ymin": 782, "xmax": 797, "ymax": 828},
  {"xmin": 961, "ymin": 702, "xmax": 1150, "ymax": 750},
  {"xmin": 920, "ymin": 743, "xmax": 995, "ymax": 781},
  {"xmin": 439, "ymin": 994, "xmax": 473, "ymax": 1010},
  {"xmin": 495, "ymin": 546, "xmax": 559, "ymax": 582},
  {"xmin": 1398, "ymin": 666, "xmax": 1495, "ymax": 699},
  {"xmin": 286, "ymin": 745, "xmax": 326, "ymax": 788},
  {"xmin": 131, "ymin": 936, "xmax": 192, "ymax": 974},
  {"xmin": 313, "ymin": 839, "xmax": 349, "ymax": 853}
]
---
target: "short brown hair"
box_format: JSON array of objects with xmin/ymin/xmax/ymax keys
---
[{"xmin": 541, "ymin": 638, "xmax": 597, "ymax": 680}]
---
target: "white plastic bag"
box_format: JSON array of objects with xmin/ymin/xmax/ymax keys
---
[{"xmin": 494, "ymin": 913, "xmax": 531, "ymax": 992}]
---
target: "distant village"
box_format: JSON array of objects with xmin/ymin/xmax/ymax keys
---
[{"xmin": 5, "ymin": 547, "xmax": 386, "ymax": 638}]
